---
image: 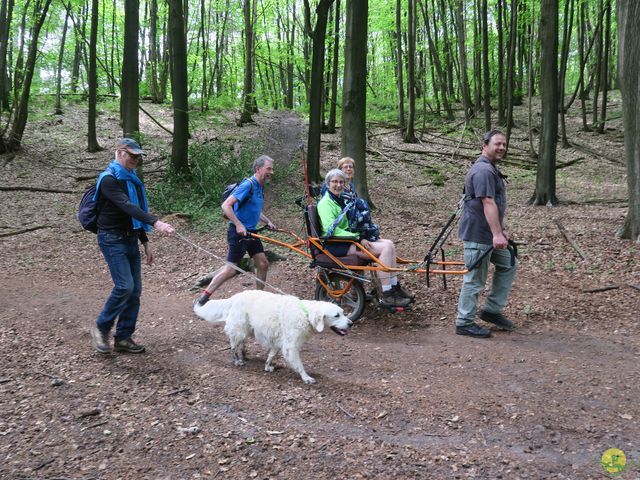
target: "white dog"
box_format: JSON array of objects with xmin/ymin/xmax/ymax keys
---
[{"xmin": 193, "ymin": 290, "xmax": 352, "ymax": 384}]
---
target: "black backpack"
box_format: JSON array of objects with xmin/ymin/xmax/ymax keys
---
[
  {"xmin": 77, "ymin": 169, "xmax": 114, "ymax": 233},
  {"xmin": 221, "ymin": 177, "xmax": 254, "ymax": 219}
]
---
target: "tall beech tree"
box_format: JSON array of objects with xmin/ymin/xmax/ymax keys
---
[
  {"xmin": 239, "ymin": 0, "xmax": 256, "ymax": 124},
  {"xmin": 617, "ymin": 0, "xmax": 640, "ymax": 241},
  {"xmin": 531, "ymin": 0, "xmax": 558, "ymax": 206},
  {"xmin": 404, "ymin": 0, "xmax": 417, "ymax": 142},
  {"xmin": 168, "ymin": 0, "xmax": 189, "ymax": 174},
  {"xmin": 87, "ymin": 0, "xmax": 101, "ymax": 152},
  {"xmin": 306, "ymin": 0, "xmax": 335, "ymax": 184},
  {"xmin": 121, "ymin": 0, "xmax": 140, "ymax": 138},
  {"xmin": 341, "ymin": 0, "xmax": 370, "ymax": 203}
]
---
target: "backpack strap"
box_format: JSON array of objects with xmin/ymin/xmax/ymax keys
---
[
  {"xmin": 236, "ymin": 177, "xmax": 255, "ymax": 208},
  {"xmin": 325, "ymin": 200, "xmax": 354, "ymax": 238}
]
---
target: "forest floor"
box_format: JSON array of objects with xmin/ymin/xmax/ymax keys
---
[{"xmin": 0, "ymin": 98, "xmax": 639, "ymax": 479}]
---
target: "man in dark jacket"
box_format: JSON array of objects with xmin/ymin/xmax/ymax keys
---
[
  {"xmin": 90, "ymin": 138, "xmax": 175, "ymax": 354},
  {"xmin": 455, "ymin": 130, "xmax": 517, "ymax": 338}
]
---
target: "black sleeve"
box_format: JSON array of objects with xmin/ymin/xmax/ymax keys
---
[{"xmin": 100, "ymin": 175, "xmax": 159, "ymax": 227}]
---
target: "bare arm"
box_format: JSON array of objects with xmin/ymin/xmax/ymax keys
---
[
  {"xmin": 481, "ymin": 197, "xmax": 508, "ymax": 249},
  {"xmin": 222, "ymin": 196, "xmax": 247, "ymax": 236},
  {"xmin": 260, "ymin": 213, "xmax": 276, "ymax": 230}
]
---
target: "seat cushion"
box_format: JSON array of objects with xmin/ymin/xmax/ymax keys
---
[{"xmin": 314, "ymin": 253, "xmax": 369, "ymax": 268}]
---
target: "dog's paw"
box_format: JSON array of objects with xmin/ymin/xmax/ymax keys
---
[
  {"xmin": 264, "ymin": 364, "xmax": 275, "ymax": 373},
  {"xmin": 302, "ymin": 375, "xmax": 316, "ymax": 384},
  {"xmin": 234, "ymin": 359, "xmax": 246, "ymax": 367}
]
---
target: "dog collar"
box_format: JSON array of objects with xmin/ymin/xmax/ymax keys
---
[{"xmin": 299, "ymin": 301, "xmax": 309, "ymax": 316}]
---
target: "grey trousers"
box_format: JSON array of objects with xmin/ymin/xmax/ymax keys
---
[{"xmin": 456, "ymin": 241, "xmax": 517, "ymax": 327}]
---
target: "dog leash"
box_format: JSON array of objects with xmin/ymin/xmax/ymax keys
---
[{"xmin": 173, "ymin": 231, "xmax": 289, "ymax": 296}]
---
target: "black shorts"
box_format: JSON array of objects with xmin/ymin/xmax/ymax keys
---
[
  {"xmin": 226, "ymin": 225, "xmax": 265, "ymax": 263},
  {"xmin": 325, "ymin": 241, "xmax": 351, "ymax": 257}
]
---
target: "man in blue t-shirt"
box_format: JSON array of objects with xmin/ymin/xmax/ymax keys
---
[
  {"xmin": 196, "ymin": 155, "xmax": 276, "ymax": 306},
  {"xmin": 455, "ymin": 130, "xmax": 517, "ymax": 338}
]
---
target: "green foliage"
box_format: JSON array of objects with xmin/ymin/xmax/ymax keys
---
[
  {"xmin": 149, "ymin": 140, "xmax": 262, "ymax": 227},
  {"xmin": 423, "ymin": 165, "xmax": 446, "ymax": 187}
]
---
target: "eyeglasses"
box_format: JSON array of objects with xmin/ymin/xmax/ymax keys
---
[{"xmin": 118, "ymin": 149, "xmax": 142, "ymax": 159}]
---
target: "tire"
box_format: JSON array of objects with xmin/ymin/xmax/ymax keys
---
[{"xmin": 314, "ymin": 273, "xmax": 366, "ymax": 321}]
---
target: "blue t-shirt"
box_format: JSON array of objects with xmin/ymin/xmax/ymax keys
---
[
  {"xmin": 458, "ymin": 156, "xmax": 506, "ymax": 244},
  {"xmin": 231, "ymin": 176, "xmax": 263, "ymax": 230}
]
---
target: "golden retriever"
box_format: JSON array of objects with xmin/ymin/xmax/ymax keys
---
[{"xmin": 193, "ymin": 290, "xmax": 352, "ymax": 384}]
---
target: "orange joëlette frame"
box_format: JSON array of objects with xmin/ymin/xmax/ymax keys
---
[{"xmin": 249, "ymin": 230, "xmax": 468, "ymax": 276}]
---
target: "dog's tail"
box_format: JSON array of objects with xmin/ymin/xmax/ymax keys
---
[{"xmin": 193, "ymin": 298, "xmax": 233, "ymax": 323}]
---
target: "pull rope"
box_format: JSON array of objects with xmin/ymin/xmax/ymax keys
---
[{"xmin": 174, "ymin": 231, "xmax": 289, "ymax": 296}]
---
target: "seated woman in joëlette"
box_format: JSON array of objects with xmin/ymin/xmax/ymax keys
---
[{"xmin": 316, "ymin": 168, "xmax": 414, "ymax": 308}]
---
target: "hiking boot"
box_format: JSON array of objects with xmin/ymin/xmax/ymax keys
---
[
  {"xmin": 394, "ymin": 283, "xmax": 415, "ymax": 301},
  {"xmin": 90, "ymin": 325, "xmax": 111, "ymax": 354},
  {"xmin": 479, "ymin": 310, "xmax": 515, "ymax": 331},
  {"xmin": 113, "ymin": 338, "xmax": 146, "ymax": 354},
  {"xmin": 194, "ymin": 292, "xmax": 211, "ymax": 307},
  {"xmin": 380, "ymin": 289, "xmax": 411, "ymax": 308},
  {"xmin": 456, "ymin": 323, "xmax": 492, "ymax": 338}
]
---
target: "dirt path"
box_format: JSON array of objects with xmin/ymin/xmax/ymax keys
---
[{"xmin": 1, "ymin": 105, "xmax": 639, "ymax": 478}]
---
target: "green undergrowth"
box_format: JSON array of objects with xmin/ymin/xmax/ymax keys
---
[{"xmin": 149, "ymin": 139, "xmax": 299, "ymax": 230}]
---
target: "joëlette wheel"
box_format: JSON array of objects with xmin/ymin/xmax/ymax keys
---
[{"xmin": 314, "ymin": 273, "xmax": 366, "ymax": 321}]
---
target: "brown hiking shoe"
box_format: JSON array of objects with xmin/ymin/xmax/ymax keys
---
[
  {"xmin": 90, "ymin": 325, "xmax": 111, "ymax": 354},
  {"xmin": 113, "ymin": 338, "xmax": 146, "ymax": 354}
]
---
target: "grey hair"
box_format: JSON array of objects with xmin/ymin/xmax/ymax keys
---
[
  {"xmin": 253, "ymin": 155, "xmax": 274, "ymax": 172},
  {"xmin": 325, "ymin": 168, "xmax": 346, "ymax": 186}
]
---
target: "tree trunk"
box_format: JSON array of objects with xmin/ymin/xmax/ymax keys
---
[
  {"xmin": 591, "ymin": 0, "xmax": 603, "ymax": 129},
  {"xmin": 0, "ymin": 0, "xmax": 52, "ymax": 153},
  {"xmin": 526, "ymin": 0, "xmax": 536, "ymax": 157},
  {"xmin": 421, "ymin": 0, "xmax": 453, "ymax": 120},
  {"xmin": 307, "ymin": 0, "xmax": 334, "ymax": 184},
  {"xmin": 454, "ymin": 0, "xmax": 471, "ymax": 122},
  {"xmin": 87, "ymin": 0, "xmax": 101, "ymax": 152},
  {"xmin": 497, "ymin": 0, "xmax": 505, "ymax": 126},
  {"xmin": 473, "ymin": 0, "xmax": 481, "ymax": 112},
  {"xmin": 531, "ymin": 0, "xmax": 558, "ymax": 206},
  {"xmin": 148, "ymin": 0, "xmax": 161, "ymax": 102},
  {"xmin": 505, "ymin": 0, "xmax": 518, "ymax": 147},
  {"xmin": 327, "ymin": 0, "xmax": 340, "ymax": 132},
  {"xmin": 404, "ymin": 0, "xmax": 417, "ymax": 142},
  {"xmin": 617, "ymin": 0, "xmax": 640, "ymax": 241},
  {"xmin": 341, "ymin": 0, "xmax": 371, "ymax": 204},
  {"xmin": 597, "ymin": 0, "xmax": 611, "ymax": 134},
  {"xmin": 168, "ymin": 0, "xmax": 189, "ymax": 175},
  {"xmin": 395, "ymin": 0, "xmax": 404, "ymax": 130},
  {"xmin": 70, "ymin": 5, "xmax": 83, "ymax": 93},
  {"xmin": 558, "ymin": 0, "xmax": 574, "ymax": 148},
  {"xmin": 481, "ymin": 0, "xmax": 491, "ymax": 130},
  {"xmin": 239, "ymin": 0, "xmax": 255, "ymax": 124},
  {"xmin": 121, "ymin": 0, "xmax": 140, "ymax": 138},
  {"xmin": 54, "ymin": 7, "xmax": 70, "ymax": 115},
  {"xmin": 0, "ymin": 0, "xmax": 14, "ymax": 110}
]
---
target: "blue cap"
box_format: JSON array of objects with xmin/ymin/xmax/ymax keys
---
[{"xmin": 116, "ymin": 138, "xmax": 145, "ymax": 155}]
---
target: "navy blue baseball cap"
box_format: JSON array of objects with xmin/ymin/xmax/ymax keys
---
[{"xmin": 116, "ymin": 138, "xmax": 145, "ymax": 155}]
